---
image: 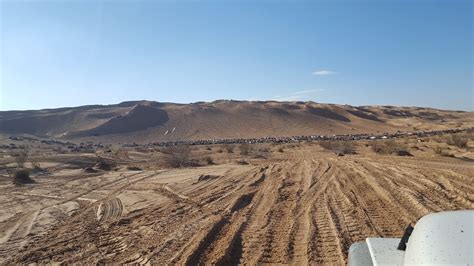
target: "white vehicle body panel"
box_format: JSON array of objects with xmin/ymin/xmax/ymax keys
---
[
  {"xmin": 347, "ymin": 210, "xmax": 474, "ymax": 266},
  {"xmin": 366, "ymin": 238, "xmax": 404, "ymax": 266},
  {"xmin": 403, "ymin": 210, "xmax": 474, "ymax": 265}
]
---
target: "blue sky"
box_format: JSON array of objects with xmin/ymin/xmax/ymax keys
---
[{"xmin": 0, "ymin": 0, "xmax": 472, "ymax": 111}]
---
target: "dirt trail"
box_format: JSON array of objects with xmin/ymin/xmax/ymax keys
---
[{"xmin": 3, "ymin": 148, "xmax": 474, "ymax": 265}]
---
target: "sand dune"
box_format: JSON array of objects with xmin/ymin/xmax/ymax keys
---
[{"xmin": 0, "ymin": 100, "xmax": 472, "ymax": 142}]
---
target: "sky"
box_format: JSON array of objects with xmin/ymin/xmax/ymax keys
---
[{"xmin": 0, "ymin": 0, "xmax": 472, "ymax": 111}]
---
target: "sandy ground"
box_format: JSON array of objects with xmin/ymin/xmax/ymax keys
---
[{"xmin": 0, "ymin": 138, "xmax": 473, "ymax": 264}]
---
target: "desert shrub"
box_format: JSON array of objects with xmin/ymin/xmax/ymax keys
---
[
  {"xmin": 114, "ymin": 148, "xmax": 129, "ymax": 159},
  {"xmin": 198, "ymin": 174, "xmax": 220, "ymax": 182},
  {"xmin": 13, "ymin": 169, "xmax": 35, "ymax": 186},
  {"xmin": 433, "ymin": 146, "xmax": 444, "ymax": 155},
  {"xmin": 13, "ymin": 149, "xmax": 29, "ymax": 168},
  {"xmin": 163, "ymin": 145, "xmax": 198, "ymax": 168},
  {"xmin": 378, "ymin": 141, "xmax": 393, "ymax": 154},
  {"xmin": 127, "ymin": 166, "xmax": 142, "ymax": 171},
  {"xmin": 253, "ymin": 146, "xmax": 271, "ymax": 158},
  {"xmin": 239, "ymin": 143, "xmax": 252, "ymax": 155},
  {"xmin": 371, "ymin": 140, "xmax": 410, "ymax": 155},
  {"xmin": 223, "ymin": 144, "xmax": 234, "ymax": 153},
  {"xmin": 30, "ymin": 158, "xmax": 41, "ymax": 169},
  {"xmin": 95, "ymin": 156, "xmax": 116, "ymax": 171},
  {"xmin": 206, "ymin": 146, "xmax": 212, "ymax": 151},
  {"xmin": 433, "ymin": 146, "xmax": 455, "ymax": 157},
  {"xmin": 371, "ymin": 141, "xmax": 393, "ymax": 154},
  {"xmin": 84, "ymin": 166, "xmax": 98, "ymax": 173},
  {"xmin": 236, "ymin": 159, "xmax": 249, "ymax": 165},
  {"xmin": 134, "ymin": 146, "xmax": 150, "ymax": 153},
  {"xmin": 447, "ymin": 134, "xmax": 468, "ymax": 148},
  {"xmin": 320, "ymin": 141, "xmax": 356, "ymax": 155},
  {"xmin": 433, "ymin": 133, "xmax": 472, "ymax": 148},
  {"xmin": 278, "ymin": 147, "xmax": 284, "ymax": 153},
  {"xmin": 203, "ymin": 156, "xmax": 214, "ymax": 165}
]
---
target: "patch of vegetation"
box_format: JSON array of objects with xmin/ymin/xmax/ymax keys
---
[
  {"xmin": 433, "ymin": 146, "xmax": 455, "ymax": 158},
  {"xmin": 84, "ymin": 166, "xmax": 98, "ymax": 173},
  {"xmin": 198, "ymin": 174, "xmax": 220, "ymax": 182},
  {"xmin": 203, "ymin": 156, "xmax": 214, "ymax": 165},
  {"xmin": 433, "ymin": 133, "xmax": 473, "ymax": 149},
  {"xmin": 238, "ymin": 144, "xmax": 271, "ymax": 158},
  {"xmin": 13, "ymin": 148, "xmax": 29, "ymax": 168},
  {"xmin": 223, "ymin": 144, "xmax": 234, "ymax": 153},
  {"xmin": 320, "ymin": 141, "xmax": 356, "ymax": 155},
  {"xmin": 239, "ymin": 143, "xmax": 252, "ymax": 155},
  {"xmin": 114, "ymin": 148, "xmax": 130, "ymax": 159},
  {"xmin": 13, "ymin": 169, "xmax": 35, "ymax": 186},
  {"xmin": 95, "ymin": 156, "xmax": 116, "ymax": 171},
  {"xmin": 163, "ymin": 145, "xmax": 199, "ymax": 168},
  {"xmin": 127, "ymin": 166, "xmax": 142, "ymax": 171},
  {"xmin": 371, "ymin": 140, "xmax": 411, "ymax": 156},
  {"xmin": 447, "ymin": 134, "xmax": 469, "ymax": 148}
]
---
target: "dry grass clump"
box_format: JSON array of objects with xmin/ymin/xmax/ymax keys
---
[
  {"xmin": 433, "ymin": 146, "xmax": 455, "ymax": 158},
  {"xmin": 162, "ymin": 145, "xmax": 199, "ymax": 168},
  {"xmin": 223, "ymin": 144, "xmax": 234, "ymax": 153},
  {"xmin": 198, "ymin": 174, "xmax": 220, "ymax": 182},
  {"xmin": 433, "ymin": 133, "xmax": 472, "ymax": 149},
  {"xmin": 30, "ymin": 158, "xmax": 41, "ymax": 169},
  {"xmin": 447, "ymin": 134, "xmax": 469, "ymax": 148},
  {"xmin": 238, "ymin": 144, "xmax": 271, "ymax": 158},
  {"xmin": 371, "ymin": 140, "xmax": 412, "ymax": 156},
  {"xmin": 114, "ymin": 148, "xmax": 130, "ymax": 159},
  {"xmin": 320, "ymin": 141, "xmax": 356, "ymax": 155},
  {"xmin": 95, "ymin": 156, "xmax": 116, "ymax": 171},
  {"xmin": 203, "ymin": 156, "xmax": 214, "ymax": 165},
  {"xmin": 127, "ymin": 165, "xmax": 142, "ymax": 171},
  {"xmin": 13, "ymin": 169, "xmax": 35, "ymax": 186},
  {"xmin": 239, "ymin": 143, "xmax": 252, "ymax": 155},
  {"xmin": 13, "ymin": 149, "xmax": 29, "ymax": 168}
]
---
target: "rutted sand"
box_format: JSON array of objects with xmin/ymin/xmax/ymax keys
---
[{"xmin": 2, "ymin": 145, "xmax": 472, "ymax": 265}]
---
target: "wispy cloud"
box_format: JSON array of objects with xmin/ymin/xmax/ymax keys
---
[
  {"xmin": 273, "ymin": 89, "xmax": 324, "ymax": 101},
  {"xmin": 292, "ymin": 89, "xmax": 323, "ymax": 95},
  {"xmin": 312, "ymin": 70, "xmax": 336, "ymax": 76}
]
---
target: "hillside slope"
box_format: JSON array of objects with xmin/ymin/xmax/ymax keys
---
[{"xmin": 0, "ymin": 100, "xmax": 472, "ymax": 143}]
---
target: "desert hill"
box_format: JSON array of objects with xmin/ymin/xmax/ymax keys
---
[{"xmin": 0, "ymin": 100, "xmax": 472, "ymax": 143}]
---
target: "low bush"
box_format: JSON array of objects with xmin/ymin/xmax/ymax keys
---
[
  {"xmin": 127, "ymin": 166, "xmax": 142, "ymax": 171},
  {"xmin": 203, "ymin": 156, "xmax": 214, "ymax": 165},
  {"xmin": 320, "ymin": 141, "xmax": 356, "ymax": 155},
  {"xmin": 433, "ymin": 146, "xmax": 455, "ymax": 158},
  {"xmin": 13, "ymin": 149, "xmax": 29, "ymax": 168},
  {"xmin": 13, "ymin": 169, "xmax": 35, "ymax": 186},
  {"xmin": 239, "ymin": 143, "xmax": 252, "ymax": 155},
  {"xmin": 371, "ymin": 140, "xmax": 410, "ymax": 156},
  {"xmin": 447, "ymin": 134, "xmax": 469, "ymax": 148},
  {"xmin": 223, "ymin": 144, "xmax": 234, "ymax": 153},
  {"xmin": 163, "ymin": 145, "xmax": 199, "ymax": 168},
  {"xmin": 95, "ymin": 156, "xmax": 116, "ymax": 171},
  {"xmin": 433, "ymin": 133, "xmax": 472, "ymax": 149}
]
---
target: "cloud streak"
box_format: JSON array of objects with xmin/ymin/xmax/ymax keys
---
[
  {"xmin": 312, "ymin": 70, "xmax": 336, "ymax": 76},
  {"xmin": 273, "ymin": 89, "xmax": 324, "ymax": 101}
]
